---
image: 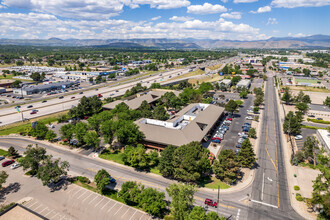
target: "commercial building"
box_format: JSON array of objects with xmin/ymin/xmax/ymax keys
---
[
  {"xmin": 103, "ymin": 90, "xmax": 180, "ymax": 110},
  {"xmin": 219, "ymin": 79, "xmax": 231, "ymax": 88},
  {"xmin": 236, "ymin": 79, "xmax": 251, "ymax": 89},
  {"xmin": 135, "ymin": 103, "xmax": 225, "ymax": 150},
  {"xmin": 13, "ymin": 81, "xmax": 79, "ymax": 96},
  {"xmin": 0, "ymin": 203, "xmax": 46, "ymax": 220},
  {"xmin": 316, "ymin": 129, "xmax": 330, "ymax": 153},
  {"xmin": 0, "ymin": 79, "xmax": 14, "ymax": 88}
]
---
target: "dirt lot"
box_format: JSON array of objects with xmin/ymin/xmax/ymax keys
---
[{"xmin": 291, "ymin": 90, "xmax": 329, "ymax": 105}]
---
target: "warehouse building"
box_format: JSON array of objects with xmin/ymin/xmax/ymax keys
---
[
  {"xmin": 219, "ymin": 79, "xmax": 232, "ymax": 88},
  {"xmin": 316, "ymin": 129, "xmax": 330, "ymax": 153},
  {"xmin": 135, "ymin": 103, "xmax": 225, "ymax": 150},
  {"xmin": 236, "ymin": 79, "xmax": 251, "ymax": 89},
  {"xmin": 13, "ymin": 81, "xmax": 79, "ymax": 96}
]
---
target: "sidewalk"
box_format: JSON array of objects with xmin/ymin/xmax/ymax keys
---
[{"xmin": 275, "ymin": 84, "xmax": 318, "ymax": 220}]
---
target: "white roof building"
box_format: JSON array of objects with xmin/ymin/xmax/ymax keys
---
[
  {"xmin": 236, "ymin": 79, "xmax": 251, "ymax": 88},
  {"xmin": 316, "ymin": 129, "xmax": 330, "ymax": 153}
]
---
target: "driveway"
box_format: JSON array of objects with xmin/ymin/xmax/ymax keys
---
[{"xmin": 0, "ymin": 165, "xmax": 151, "ymax": 220}]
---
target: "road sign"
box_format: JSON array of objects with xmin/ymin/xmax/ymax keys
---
[
  {"xmin": 219, "ymin": 72, "xmax": 223, "ymax": 76},
  {"xmin": 62, "ymin": 85, "xmax": 66, "ymax": 92}
]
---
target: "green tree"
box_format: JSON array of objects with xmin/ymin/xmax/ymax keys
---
[
  {"xmin": 0, "ymin": 171, "xmax": 8, "ymax": 189},
  {"xmin": 89, "ymin": 77, "xmax": 94, "ymax": 84},
  {"xmin": 231, "ymin": 76, "xmax": 241, "ymax": 86},
  {"xmin": 254, "ymin": 95, "xmax": 264, "ymax": 107},
  {"xmin": 283, "ymin": 111, "xmax": 301, "ymax": 135},
  {"xmin": 20, "ymin": 145, "xmax": 47, "ymax": 173},
  {"xmin": 8, "ymin": 146, "xmax": 19, "ymax": 158},
  {"xmin": 16, "ymin": 60, "xmax": 24, "ymax": 66},
  {"xmin": 158, "ymin": 145, "xmax": 176, "ymax": 177},
  {"xmin": 138, "ymin": 187, "xmax": 166, "ymax": 217},
  {"xmin": 36, "ymin": 156, "xmax": 69, "ymax": 186},
  {"xmin": 74, "ymin": 122, "xmax": 88, "ymax": 145},
  {"xmin": 100, "ymin": 120, "xmax": 115, "ymax": 144},
  {"xmin": 28, "ymin": 122, "xmax": 49, "ymax": 139},
  {"xmin": 60, "ymin": 124, "xmax": 75, "ymax": 140},
  {"xmin": 94, "ymin": 169, "xmax": 111, "ymax": 193},
  {"xmin": 239, "ymin": 90, "xmax": 248, "ymax": 99},
  {"xmin": 12, "ymin": 80, "xmax": 22, "ymax": 88},
  {"xmin": 123, "ymin": 144, "xmax": 149, "ymax": 169},
  {"xmin": 281, "ymin": 87, "xmax": 292, "ymax": 104},
  {"xmin": 213, "ymin": 149, "xmax": 241, "ymax": 184},
  {"xmin": 160, "ymin": 92, "xmax": 182, "ymax": 110},
  {"xmin": 84, "ymin": 131, "xmax": 100, "ymax": 149},
  {"xmin": 324, "ymin": 97, "xmax": 330, "ymax": 107},
  {"xmin": 31, "ymin": 72, "xmax": 41, "ymax": 81},
  {"xmin": 198, "ymin": 82, "xmax": 214, "ymax": 93},
  {"xmin": 139, "ymin": 100, "xmax": 152, "ymax": 118},
  {"xmin": 114, "ymin": 120, "xmax": 144, "ymax": 146},
  {"xmin": 152, "ymin": 105, "xmax": 169, "ymax": 120},
  {"xmin": 302, "ymin": 136, "xmax": 319, "ymax": 165},
  {"xmin": 225, "ymin": 100, "xmax": 238, "ymax": 115},
  {"xmin": 296, "ymin": 102, "xmax": 309, "ymax": 114},
  {"xmin": 237, "ymin": 139, "xmax": 257, "ymax": 168},
  {"xmin": 45, "ymin": 130, "xmax": 57, "ymax": 141},
  {"xmin": 302, "ymin": 95, "xmax": 311, "ymax": 104},
  {"xmin": 119, "ymin": 181, "xmax": 144, "ymax": 205},
  {"xmin": 188, "ymin": 206, "xmax": 206, "ymax": 220},
  {"xmin": 206, "ymin": 212, "xmax": 223, "ymax": 220},
  {"xmin": 248, "ymin": 128, "xmax": 257, "ymax": 138},
  {"xmin": 303, "ymin": 68, "xmax": 311, "ymax": 76},
  {"xmin": 166, "ymin": 183, "xmax": 196, "ymax": 220},
  {"xmin": 253, "ymin": 87, "xmax": 264, "ymax": 96}
]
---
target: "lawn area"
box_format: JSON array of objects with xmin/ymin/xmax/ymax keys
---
[
  {"xmin": 199, "ymin": 176, "xmax": 230, "ymax": 189},
  {"xmin": 99, "ymin": 150, "xmax": 125, "ymax": 165},
  {"xmin": 0, "ymin": 74, "xmax": 14, "ymax": 79},
  {"xmin": 207, "ymin": 63, "xmax": 223, "ymax": 71},
  {"xmin": 301, "ymin": 125, "xmax": 328, "ymax": 130},
  {"xmin": 0, "ymin": 111, "xmax": 66, "ymax": 136},
  {"xmin": 0, "ymin": 148, "xmax": 8, "ymax": 156},
  {"xmin": 188, "ymin": 74, "xmax": 223, "ymax": 85},
  {"xmin": 307, "ymin": 118, "xmax": 330, "ymax": 124},
  {"xmin": 295, "ymin": 78, "xmax": 319, "ymax": 84},
  {"xmin": 169, "ymin": 69, "xmax": 205, "ymax": 81}
]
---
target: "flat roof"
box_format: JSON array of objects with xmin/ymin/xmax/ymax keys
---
[
  {"xmin": 135, "ymin": 103, "xmax": 224, "ymax": 147},
  {"xmin": 17, "ymin": 81, "xmax": 78, "ymax": 92},
  {"xmin": 0, "ymin": 204, "xmax": 46, "ymax": 220},
  {"xmin": 103, "ymin": 89, "xmax": 180, "ymax": 110}
]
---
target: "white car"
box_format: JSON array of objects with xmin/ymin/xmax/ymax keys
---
[
  {"xmin": 246, "ymin": 116, "xmax": 254, "ymax": 120},
  {"xmin": 295, "ymin": 135, "xmax": 303, "ymax": 140},
  {"xmin": 238, "ymin": 138, "xmax": 245, "ymax": 144},
  {"xmin": 10, "ymin": 163, "xmax": 21, "ymax": 169}
]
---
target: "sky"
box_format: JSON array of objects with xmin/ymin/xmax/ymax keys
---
[{"xmin": 0, "ymin": 0, "xmax": 329, "ymax": 40}]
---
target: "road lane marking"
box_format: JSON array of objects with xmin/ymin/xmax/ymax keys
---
[
  {"xmin": 236, "ymin": 209, "xmax": 241, "ymax": 220},
  {"xmin": 113, "ymin": 204, "xmax": 123, "ymax": 216},
  {"xmin": 251, "ymin": 199, "xmax": 278, "ymax": 209},
  {"xmin": 273, "ymin": 83, "xmax": 280, "ymax": 208},
  {"xmin": 94, "ymin": 197, "xmax": 104, "ymax": 208},
  {"xmin": 129, "ymin": 210, "xmax": 138, "ymax": 220},
  {"xmin": 238, "ymin": 196, "xmax": 248, "ymax": 202},
  {"xmin": 50, "ymin": 212, "xmax": 60, "ymax": 220},
  {"xmin": 261, "ymin": 172, "xmax": 265, "ymax": 201}
]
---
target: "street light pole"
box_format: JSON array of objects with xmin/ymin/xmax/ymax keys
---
[{"xmin": 217, "ymin": 185, "xmax": 220, "ymax": 215}]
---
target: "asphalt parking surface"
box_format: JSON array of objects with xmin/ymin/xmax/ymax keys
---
[
  {"xmin": 0, "ymin": 163, "xmax": 151, "ymax": 220},
  {"xmin": 295, "ymin": 128, "xmax": 316, "ymax": 150}
]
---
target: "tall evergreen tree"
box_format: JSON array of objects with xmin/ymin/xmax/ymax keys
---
[{"xmin": 237, "ymin": 139, "xmax": 257, "ymax": 168}]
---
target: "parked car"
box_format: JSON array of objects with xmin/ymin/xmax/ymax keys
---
[
  {"xmin": 10, "ymin": 163, "xmax": 21, "ymax": 169},
  {"xmin": 246, "ymin": 116, "xmax": 253, "ymax": 120},
  {"xmin": 15, "ymin": 105, "xmax": 21, "ymax": 109},
  {"xmin": 204, "ymin": 199, "xmax": 217, "ymax": 208},
  {"xmin": 235, "ymin": 149, "xmax": 241, "ymax": 155},
  {"xmin": 110, "ymin": 177, "xmax": 116, "ymax": 183},
  {"xmin": 226, "ymin": 118, "xmax": 232, "ymax": 121},
  {"xmin": 307, "ymin": 114, "xmax": 315, "ymax": 118},
  {"xmin": 211, "ymin": 139, "xmax": 221, "ymax": 143},
  {"xmin": 316, "ymin": 118, "xmax": 323, "ymax": 121},
  {"xmin": 30, "ymin": 109, "xmax": 38, "ymax": 115},
  {"xmin": 42, "ymin": 100, "xmax": 47, "ymax": 103},
  {"xmin": 294, "ymin": 135, "xmax": 303, "ymax": 140},
  {"xmin": 59, "ymin": 96, "xmax": 64, "ymax": 99},
  {"xmin": 71, "ymin": 97, "xmax": 75, "ymax": 99},
  {"xmin": 236, "ymin": 144, "xmax": 241, "ymax": 148},
  {"xmin": 79, "ymin": 92, "xmax": 83, "ymax": 94},
  {"xmin": 238, "ymin": 138, "xmax": 245, "ymax": 144},
  {"xmin": 27, "ymin": 105, "xmax": 33, "ymax": 108},
  {"xmin": 0, "ymin": 156, "xmax": 5, "ymax": 161},
  {"xmin": 242, "ymin": 127, "xmax": 250, "ymax": 132},
  {"xmin": 116, "ymin": 90, "xmax": 119, "ymax": 92},
  {"xmin": 97, "ymin": 94, "xmax": 103, "ymax": 98},
  {"xmin": 212, "ymin": 137, "xmax": 221, "ymax": 141},
  {"xmin": 2, "ymin": 160, "xmax": 15, "ymax": 167}
]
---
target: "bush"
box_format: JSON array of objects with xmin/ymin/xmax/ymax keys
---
[
  {"xmin": 77, "ymin": 176, "xmax": 90, "ymax": 184},
  {"xmin": 294, "ymin": 185, "xmax": 300, "ymax": 191},
  {"xmin": 296, "ymin": 193, "xmax": 304, "ymax": 201}
]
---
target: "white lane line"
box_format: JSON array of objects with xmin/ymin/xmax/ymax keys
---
[
  {"xmin": 238, "ymin": 196, "xmax": 248, "ymax": 202},
  {"xmin": 236, "ymin": 209, "xmax": 241, "ymax": 220},
  {"xmin": 128, "ymin": 210, "xmax": 138, "ymax": 220},
  {"xmin": 59, "ymin": 215, "xmax": 66, "ymax": 220},
  {"xmin": 39, "ymin": 207, "xmax": 48, "ymax": 214},
  {"xmin": 94, "ymin": 197, "xmax": 105, "ymax": 208},
  {"xmin": 107, "ymin": 202, "xmax": 118, "ymax": 213},
  {"xmin": 26, "ymin": 201, "xmax": 38, "ymax": 208},
  {"xmin": 82, "ymin": 192, "xmax": 94, "ymax": 202},
  {"xmin": 76, "ymin": 190, "xmax": 88, "ymax": 200},
  {"xmin": 72, "ymin": 188, "xmax": 83, "ymax": 197},
  {"xmin": 33, "ymin": 204, "xmax": 43, "ymax": 211},
  {"xmin": 121, "ymin": 208, "xmax": 130, "ymax": 219},
  {"xmin": 113, "ymin": 204, "xmax": 123, "ymax": 216},
  {"xmin": 251, "ymin": 200, "xmax": 278, "ymax": 209},
  {"xmin": 101, "ymin": 200, "xmax": 111, "ymax": 210},
  {"xmin": 139, "ymin": 214, "xmax": 145, "ymax": 220},
  {"xmin": 66, "ymin": 186, "xmax": 77, "ymax": 194},
  {"xmin": 44, "ymin": 210, "xmax": 55, "ymax": 217},
  {"xmin": 50, "ymin": 212, "xmax": 60, "ymax": 220},
  {"xmin": 261, "ymin": 172, "xmax": 265, "ymax": 201},
  {"xmin": 88, "ymin": 194, "xmax": 99, "ymax": 205}
]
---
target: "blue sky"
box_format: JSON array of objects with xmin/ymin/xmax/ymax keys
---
[{"xmin": 0, "ymin": 0, "xmax": 329, "ymax": 40}]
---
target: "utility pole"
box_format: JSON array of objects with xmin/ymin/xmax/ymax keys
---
[{"xmin": 217, "ymin": 185, "xmax": 220, "ymax": 215}]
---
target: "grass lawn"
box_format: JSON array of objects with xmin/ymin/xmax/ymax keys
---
[
  {"xmin": 295, "ymin": 78, "xmax": 319, "ymax": 84},
  {"xmin": 301, "ymin": 125, "xmax": 328, "ymax": 130},
  {"xmin": 169, "ymin": 69, "xmax": 205, "ymax": 82},
  {"xmin": 188, "ymin": 74, "xmax": 223, "ymax": 85},
  {"xmin": 150, "ymin": 167, "xmax": 161, "ymax": 175},
  {"xmin": 199, "ymin": 176, "xmax": 230, "ymax": 189},
  {"xmin": 0, "ymin": 74, "xmax": 14, "ymax": 80},
  {"xmin": 0, "ymin": 148, "xmax": 8, "ymax": 156},
  {"xmin": 307, "ymin": 118, "xmax": 330, "ymax": 124},
  {"xmin": 0, "ymin": 111, "xmax": 66, "ymax": 136},
  {"xmin": 207, "ymin": 63, "xmax": 223, "ymax": 71},
  {"xmin": 99, "ymin": 150, "xmax": 125, "ymax": 165}
]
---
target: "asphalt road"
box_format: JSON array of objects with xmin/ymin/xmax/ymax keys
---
[{"xmin": 248, "ymin": 74, "xmax": 302, "ymax": 220}]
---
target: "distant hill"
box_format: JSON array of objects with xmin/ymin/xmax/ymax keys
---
[{"xmin": 0, "ymin": 35, "xmax": 329, "ymax": 49}]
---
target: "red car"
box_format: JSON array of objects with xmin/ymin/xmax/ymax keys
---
[
  {"xmin": 30, "ymin": 110, "xmax": 38, "ymax": 115},
  {"xmin": 71, "ymin": 97, "xmax": 75, "ymax": 99},
  {"xmin": 2, "ymin": 160, "xmax": 15, "ymax": 167},
  {"xmin": 280, "ymin": 90, "xmax": 284, "ymax": 93},
  {"xmin": 205, "ymin": 198, "xmax": 217, "ymax": 208},
  {"xmin": 84, "ymin": 116, "xmax": 89, "ymax": 120},
  {"xmin": 226, "ymin": 118, "xmax": 232, "ymax": 121},
  {"xmin": 97, "ymin": 94, "xmax": 103, "ymax": 98},
  {"xmin": 212, "ymin": 137, "xmax": 221, "ymax": 141}
]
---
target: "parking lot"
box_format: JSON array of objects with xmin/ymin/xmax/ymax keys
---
[
  {"xmin": 0, "ymin": 164, "xmax": 151, "ymax": 220},
  {"xmin": 295, "ymin": 128, "xmax": 316, "ymax": 150}
]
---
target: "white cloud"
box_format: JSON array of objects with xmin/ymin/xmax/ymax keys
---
[
  {"xmin": 271, "ymin": 0, "xmax": 330, "ymax": 8},
  {"xmin": 288, "ymin": 33, "xmax": 308, "ymax": 38},
  {"xmin": 267, "ymin": 17, "xmax": 278, "ymax": 25},
  {"xmin": 234, "ymin": 0, "xmax": 258, "ymax": 3},
  {"xmin": 220, "ymin": 12, "xmax": 242, "ymax": 19},
  {"xmin": 221, "ymin": 0, "xmax": 228, "ymax": 3},
  {"xmin": 251, "ymin": 5, "xmax": 271, "ymax": 13},
  {"xmin": 151, "ymin": 16, "xmax": 161, "ymax": 21},
  {"xmin": 169, "ymin": 16, "xmax": 192, "ymax": 22},
  {"xmin": 131, "ymin": 0, "xmax": 191, "ymax": 9},
  {"xmin": 187, "ymin": 3, "xmax": 227, "ymax": 14}
]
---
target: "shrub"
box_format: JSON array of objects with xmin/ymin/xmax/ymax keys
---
[
  {"xmin": 294, "ymin": 185, "xmax": 300, "ymax": 191},
  {"xmin": 296, "ymin": 193, "xmax": 304, "ymax": 201},
  {"xmin": 77, "ymin": 176, "xmax": 90, "ymax": 184}
]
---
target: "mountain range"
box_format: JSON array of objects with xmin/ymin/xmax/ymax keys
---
[{"xmin": 0, "ymin": 35, "xmax": 329, "ymax": 49}]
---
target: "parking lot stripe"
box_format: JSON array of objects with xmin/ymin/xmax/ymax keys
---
[
  {"xmin": 82, "ymin": 192, "xmax": 94, "ymax": 202},
  {"xmin": 50, "ymin": 212, "xmax": 59, "ymax": 220},
  {"xmin": 121, "ymin": 208, "xmax": 130, "ymax": 219},
  {"xmin": 94, "ymin": 197, "xmax": 104, "ymax": 208},
  {"xmin": 39, "ymin": 207, "xmax": 48, "ymax": 214},
  {"xmin": 44, "ymin": 209, "xmax": 55, "ymax": 217},
  {"xmin": 76, "ymin": 189, "xmax": 88, "ymax": 199},
  {"xmin": 101, "ymin": 200, "xmax": 110, "ymax": 210},
  {"xmin": 113, "ymin": 204, "xmax": 123, "ymax": 216},
  {"xmin": 88, "ymin": 194, "xmax": 99, "ymax": 205},
  {"xmin": 25, "ymin": 201, "xmax": 38, "ymax": 208},
  {"xmin": 66, "ymin": 185, "xmax": 77, "ymax": 194},
  {"xmin": 129, "ymin": 210, "xmax": 137, "ymax": 220},
  {"xmin": 139, "ymin": 214, "xmax": 145, "ymax": 220},
  {"xmin": 107, "ymin": 202, "xmax": 118, "ymax": 213},
  {"xmin": 59, "ymin": 215, "xmax": 66, "ymax": 220},
  {"xmin": 72, "ymin": 188, "xmax": 83, "ymax": 197},
  {"xmin": 32, "ymin": 204, "xmax": 43, "ymax": 211}
]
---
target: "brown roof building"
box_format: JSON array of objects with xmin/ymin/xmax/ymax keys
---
[{"xmin": 135, "ymin": 103, "xmax": 224, "ymax": 149}]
